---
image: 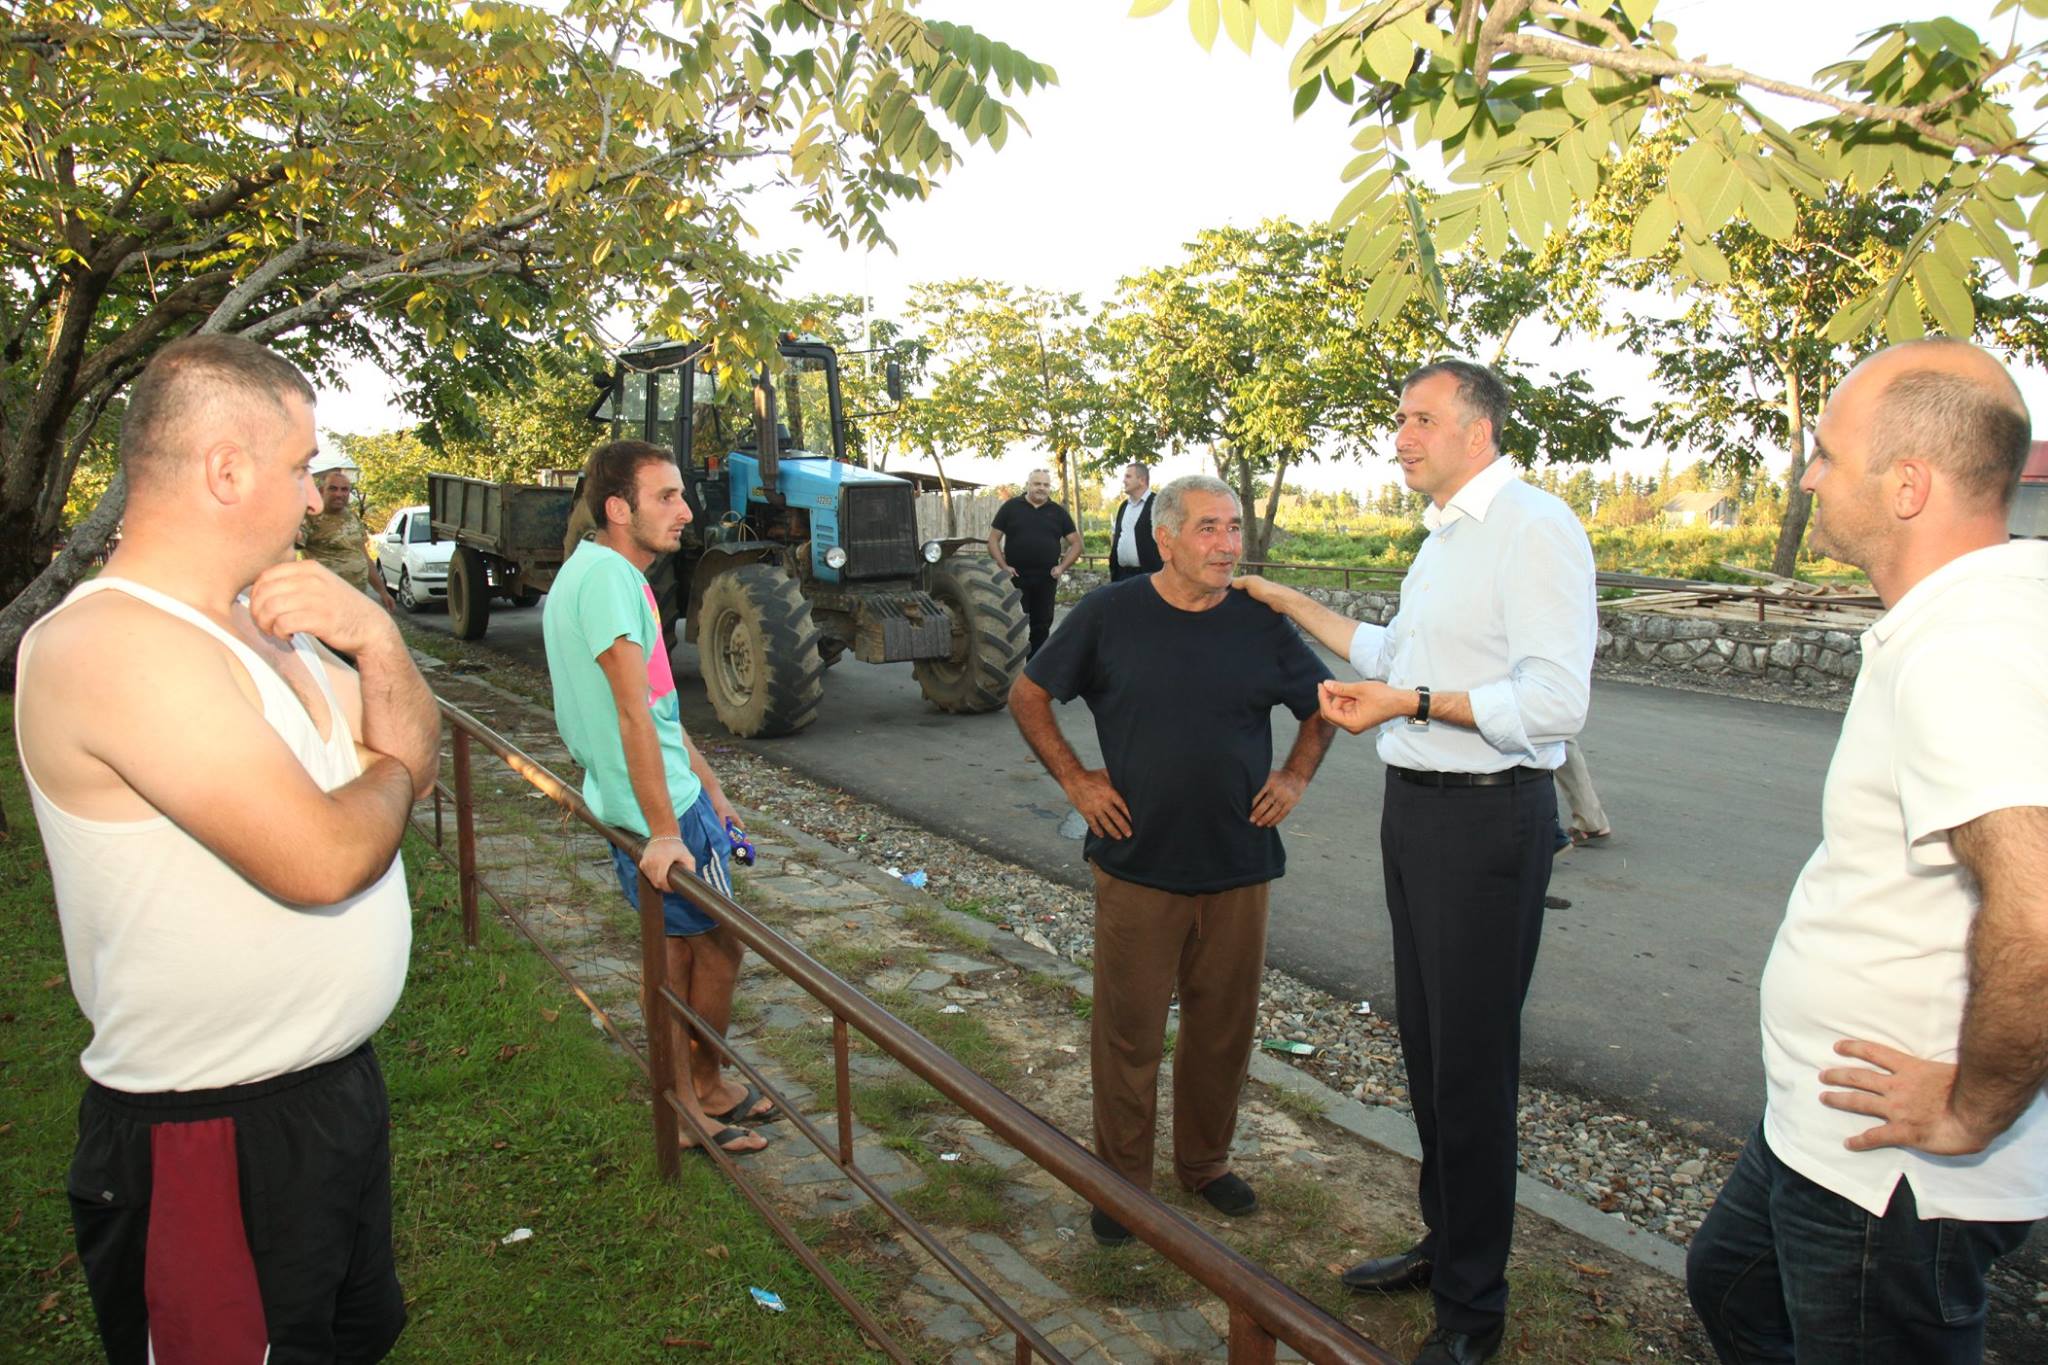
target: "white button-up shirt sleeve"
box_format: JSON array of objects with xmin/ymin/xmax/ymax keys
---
[
  {"xmin": 1347, "ymin": 619, "xmax": 1392, "ymax": 680},
  {"xmin": 1466, "ymin": 511, "xmax": 1597, "ymax": 763}
]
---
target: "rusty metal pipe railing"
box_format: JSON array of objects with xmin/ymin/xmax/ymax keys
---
[
  {"xmin": 431, "ymin": 697, "xmax": 1393, "ymax": 1365},
  {"xmin": 656, "ymin": 981, "xmax": 1067, "ymax": 1363}
]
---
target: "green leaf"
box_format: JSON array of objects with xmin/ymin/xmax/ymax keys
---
[
  {"xmin": 1558, "ymin": 130, "xmax": 1599, "ymax": 201},
  {"xmin": 1962, "ymin": 196, "xmax": 2023, "ymax": 281},
  {"xmin": 1332, "ymin": 167, "xmax": 1395, "ymax": 225},
  {"xmin": 1561, "ymin": 82, "xmax": 1600, "ymax": 121},
  {"xmin": 1358, "ymin": 260, "xmax": 1411, "ymax": 326},
  {"xmin": 1220, "ymin": 0, "xmax": 1255, "ymax": 53},
  {"xmin": 1825, "ymin": 288, "xmax": 1884, "ymax": 344},
  {"xmin": 1683, "ymin": 238, "xmax": 1731, "ymax": 287},
  {"xmin": 1255, "ymin": 0, "xmax": 1293, "ymax": 44},
  {"xmin": 1620, "ymin": 0, "xmax": 1657, "ymax": 30},
  {"xmin": 1189, "ymin": 0, "xmax": 1220, "ymax": 50},
  {"xmin": 1128, "ymin": 0, "xmax": 1176, "ymax": 15},
  {"xmin": 1911, "ymin": 256, "xmax": 1975, "ymax": 337},
  {"xmin": 1502, "ymin": 168, "xmax": 1544, "ymax": 246},
  {"xmin": 1630, "ymin": 194, "xmax": 1677, "ymax": 259},
  {"xmin": 1883, "ymin": 277, "xmax": 1926, "ymax": 342},
  {"xmin": 1532, "ymin": 151, "xmax": 1573, "ymax": 232},
  {"xmin": 1480, "ymin": 191, "xmax": 1510, "ymax": 257},
  {"xmin": 1745, "ymin": 181, "xmax": 1796, "ymax": 241},
  {"xmin": 1363, "ymin": 25, "xmax": 1412, "ymax": 83}
]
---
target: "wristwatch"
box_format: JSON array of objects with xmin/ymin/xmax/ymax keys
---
[{"xmin": 1407, "ymin": 686, "xmax": 1431, "ymax": 728}]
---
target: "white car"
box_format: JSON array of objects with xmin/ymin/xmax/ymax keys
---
[{"xmin": 375, "ymin": 505, "xmax": 454, "ymax": 612}]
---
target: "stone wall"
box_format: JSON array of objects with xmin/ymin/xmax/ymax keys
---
[{"xmin": 1059, "ymin": 570, "xmax": 1862, "ymax": 698}]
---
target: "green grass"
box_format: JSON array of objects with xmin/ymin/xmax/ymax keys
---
[
  {"xmin": 0, "ymin": 701, "xmax": 887, "ymax": 1363},
  {"xmin": 811, "ymin": 938, "xmax": 923, "ymax": 980},
  {"xmin": 1265, "ymin": 1082, "xmax": 1330, "ymax": 1126},
  {"xmin": 899, "ymin": 904, "xmax": 986, "ymax": 954}
]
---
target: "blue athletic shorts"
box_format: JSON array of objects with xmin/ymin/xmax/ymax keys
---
[{"xmin": 609, "ymin": 790, "xmax": 735, "ymax": 937}]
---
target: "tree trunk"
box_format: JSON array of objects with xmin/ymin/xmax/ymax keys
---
[
  {"xmin": 1257, "ymin": 454, "xmax": 1292, "ymax": 569},
  {"xmin": 1769, "ymin": 361, "xmax": 1811, "ymax": 579},
  {"xmin": 932, "ymin": 448, "xmax": 958, "ymax": 538},
  {"xmin": 1226, "ymin": 455, "xmax": 1264, "ymax": 564},
  {"xmin": 0, "ymin": 468, "xmax": 128, "ymax": 688}
]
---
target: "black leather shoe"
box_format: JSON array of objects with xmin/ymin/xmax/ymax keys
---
[
  {"xmin": 1411, "ymin": 1320, "xmax": 1504, "ymax": 1365},
  {"xmin": 1195, "ymin": 1171, "xmax": 1259, "ymax": 1217},
  {"xmin": 1089, "ymin": 1207, "xmax": 1132, "ymax": 1247},
  {"xmin": 1339, "ymin": 1245, "xmax": 1432, "ymax": 1293}
]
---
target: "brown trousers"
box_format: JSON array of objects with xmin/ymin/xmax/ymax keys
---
[{"xmin": 1090, "ymin": 865, "xmax": 1270, "ymax": 1194}]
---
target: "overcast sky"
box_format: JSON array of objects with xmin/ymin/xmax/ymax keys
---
[{"xmin": 317, "ymin": 0, "xmax": 2047, "ymax": 495}]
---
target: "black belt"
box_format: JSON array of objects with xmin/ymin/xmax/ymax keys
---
[{"xmin": 1389, "ymin": 764, "xmax": 1549, "ymax": 788}]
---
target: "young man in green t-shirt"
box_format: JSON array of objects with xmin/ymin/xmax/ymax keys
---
[{"xmin": 543, "ymin": 440, "xmax": 773, "ymax": 1155}]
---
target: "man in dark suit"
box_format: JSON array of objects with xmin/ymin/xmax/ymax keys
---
[{"xmin": 1109, "ymin": 463, "xmax": 1162, "ymax": 582}]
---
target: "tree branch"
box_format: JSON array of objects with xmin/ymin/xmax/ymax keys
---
[{"xmin": 1496, "ymin": 30, "xmax": 2038, "ymax": 166}]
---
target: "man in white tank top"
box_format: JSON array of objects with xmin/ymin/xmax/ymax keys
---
[{"xmin": 16, "ymin": 335, "xmax": 440, "ymax": 1365}]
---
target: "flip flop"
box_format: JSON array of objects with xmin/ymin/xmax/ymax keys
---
[
  {"xmin": 685, "ymin": 1124, "xmax": 768, "ymax": 1156},
  {"xmin": 709, "ymin": 1084, "xmax": 781, "ymax": 1125},
  {"xmin": 1570, "ymin": 827, "xmax": 1612, "ymax": 846}
]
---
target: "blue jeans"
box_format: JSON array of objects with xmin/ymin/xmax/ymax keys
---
[{"xmin": 1687, "ymin": 1123, "xmax": 2034, "ymax": 1364}]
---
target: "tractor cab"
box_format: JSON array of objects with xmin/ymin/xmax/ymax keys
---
[{"xmin": 581, "ymin": 335, "xmax": 1025, "ymax": 738}]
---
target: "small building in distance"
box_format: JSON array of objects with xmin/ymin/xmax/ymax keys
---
[{"xmin": 1659, "ymin": 488, "xmax": 1740, "ymax": 530}]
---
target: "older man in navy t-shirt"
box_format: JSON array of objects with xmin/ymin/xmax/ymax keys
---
[{"xmin": 1009, "ymin": 475, "xmax": 1334, "ymax": 1248}]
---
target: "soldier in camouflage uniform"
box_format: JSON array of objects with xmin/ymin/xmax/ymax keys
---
[{"xmin": 300, "ymin": 453, "xmax": 395, "ymax": 609}]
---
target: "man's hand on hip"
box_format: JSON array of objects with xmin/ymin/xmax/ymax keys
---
[
  {"xmin": 1819, "ymin": 1038, "xmax": 1995, "ymax": 1157},
  {"xmin": 249, "ymin": 560, "xmax": 402, "ymax": 659},
  {"xmin": 1062, "ymin": 769, "xmax": 1132, "ymax": 840},
  {"xmin": 1250, "ymin": 769, "xmax": 1306, "ymax": 827}
]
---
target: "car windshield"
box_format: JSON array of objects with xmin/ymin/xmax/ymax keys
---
[{"xmin": 408, "ymin": 516, "xmax": 432, "ymax": 544}]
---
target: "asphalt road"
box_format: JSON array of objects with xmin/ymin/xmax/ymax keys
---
[{"xmin": 415, "ymin": 599, "xmax": 1839, "ymax": 1144}]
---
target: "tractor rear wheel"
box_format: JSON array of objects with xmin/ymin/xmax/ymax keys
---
[
  {"xmin": 697, "ymin": 564, "xmax": 825, "ymax": 737},
  {"xmin": 913, "ymin": 556, "xmax": 1027, "ymax": 713},
  {"xmin": 448, "ymin": 545, "xmax": 491, "ymax": 640}
]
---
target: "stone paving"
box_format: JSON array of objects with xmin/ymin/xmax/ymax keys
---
[{"xmin": 413, "ymin": 655, "xmax": 1712, "ymax": 1364}]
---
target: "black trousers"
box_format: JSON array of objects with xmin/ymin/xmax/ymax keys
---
[
  {"xmin": 1016, "ymin": 570, "xmax": 1057, "ymax": 657},
  {"xmin": 1381, "ymin": 769, "xmax": 1555, "ymax": 1334}
]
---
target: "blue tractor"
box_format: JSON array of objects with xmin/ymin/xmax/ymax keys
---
[{"xmin": 587, "ymin": 336, "xmax": 1027, "ymax": 737}]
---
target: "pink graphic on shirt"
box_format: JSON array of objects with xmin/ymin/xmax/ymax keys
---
[{"xmin": 641, "ymin": 585, "xmax": 677, "ymax": 704}]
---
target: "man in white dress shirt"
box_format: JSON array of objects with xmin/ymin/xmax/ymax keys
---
[
  {"xmin": 1236, "ymin": 358, "xmax": 1595, "ymax": 1365},
  {"xmin": 1685, "ymin": 339, "xmax": 2048, "ymax": 1363},
  {"xmin": 1109, "ymin": 463, "xmax": 1161, "ymax": 582}
]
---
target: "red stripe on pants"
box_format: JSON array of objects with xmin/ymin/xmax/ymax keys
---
[{"xmin": 146, "ymin": 1117, "xmax": 269, "ymax": 1363}]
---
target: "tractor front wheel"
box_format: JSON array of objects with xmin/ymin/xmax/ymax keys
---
[
  {"xmin": 913, "ymin": 556, "xmax": 1027, "ymax": 713},
  {"xmin": 697, "ymin": 564, "xmax": 826, "ymax": 737}
]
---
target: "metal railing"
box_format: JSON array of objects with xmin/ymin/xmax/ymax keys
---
[{"xmin": 419, "ymin": 698, "xmax": 1393, "ymax": 1365}]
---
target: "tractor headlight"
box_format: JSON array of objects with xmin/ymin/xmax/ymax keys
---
[
  {"xmin": 921, "ymin": 540, "xmax": 944, "ymax": 564},
  {"xmin": 823, "ymin": 546, "xmax": 849, "ymax": 570}
]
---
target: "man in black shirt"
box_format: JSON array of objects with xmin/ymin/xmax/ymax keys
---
[
  {"xmin": 988, "ymin": 467, "xmax": 1080, "ymax": 658},
  {"xmin": 1009, "ymin": 475, "xmax": 1335, "ymax": 1246}
]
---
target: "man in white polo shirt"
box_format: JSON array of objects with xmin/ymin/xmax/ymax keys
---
[{"xmin": 1686, "ymin": 338, "xmax": 2048, "ymax": 1363}]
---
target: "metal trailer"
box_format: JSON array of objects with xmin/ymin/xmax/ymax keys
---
[{"xmin": 427, "ymin": 472, "xmax": 576, "ymax": 639}]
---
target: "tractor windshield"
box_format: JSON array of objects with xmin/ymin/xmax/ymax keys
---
[{"xmin": 777, "ymin": 352, "xmax": 839, "ymax": 459}]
